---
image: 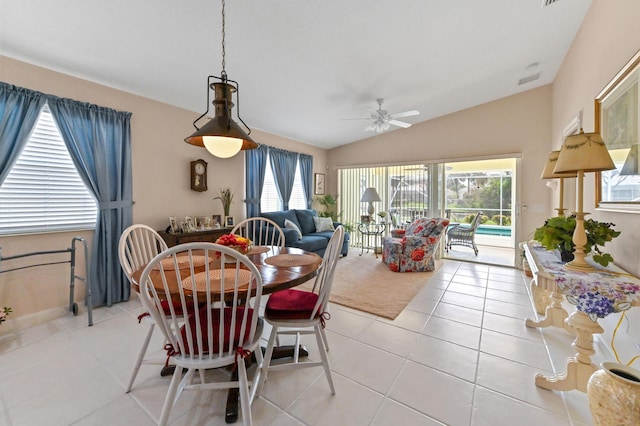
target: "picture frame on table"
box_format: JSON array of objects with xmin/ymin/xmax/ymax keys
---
[
  {"xmin": 212, "ymin": 214, "xmax": 222, "ymax": 228},
  {"xmin": 360, "ymin": 215, "xmax": 371, "ymax": 224},
  {"xmin": 314, "ymin": 173, "xmax": 325, "ymax": 195},
  {"xmin": 168, "ymin": 216, "xmax": 179, "ymax": 233},
  {"xmin": 185, "ymin": 216, "xmax": 196, "ymax": 233},
  {"xmin": 595, "ymin": 48, "xmax": 640, "ymax": 211},
  {"xmin": 225, "ymin": 216, "xmax": 235, "ymax": 227}
]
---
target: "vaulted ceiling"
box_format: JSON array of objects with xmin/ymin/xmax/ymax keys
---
[{"xmin": 0, "ymin": 0, "xmax": 592, "ymax": 149}]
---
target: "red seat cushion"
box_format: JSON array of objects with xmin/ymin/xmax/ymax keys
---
[
  {"xmin": 180, "ymin": 306, "xmax": 255, "ymax": 355},
  {"xmin": 160, "ymin": 299, "xmax": 199, "ymax": 317},
  {"xmin": 265, "ymin": 289, "xmax": 319, "ymax": 320}
]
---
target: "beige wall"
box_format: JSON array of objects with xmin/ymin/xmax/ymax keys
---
[
  {"xmin": 0, "ymin": 56, "xmax": 326, "ymax": 331},
  {"xmin": 327, "ymin": 85, "xmax": 554, "ymax": 244},
  {"xmin": 551, "ymin": 0, "xmax": 640, "ymax": 361}
]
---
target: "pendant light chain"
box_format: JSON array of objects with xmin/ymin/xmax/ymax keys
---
[{"xmin": 221, "ymin": 0, "xmax": 227, "ymax": 81}]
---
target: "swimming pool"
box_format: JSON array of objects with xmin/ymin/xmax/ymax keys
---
[{"xmin": 476, "ymin": 225, "xmax": 512, "ymax": 237}]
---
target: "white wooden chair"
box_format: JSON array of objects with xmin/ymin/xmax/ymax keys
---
[
  {"xmin": 118, "ymin": 224, "xmax": 170, "ymax": 392},
  {"xmin": 138, "ymin": 243, "xmax": 264, "ymax": 426},
  {"xmin": 231, "ymin": 217, "xmax": 285, "ymax": 249},
  {"xmin": 256, "ymin": 226, "xmax": 345, "ymax": 397}
]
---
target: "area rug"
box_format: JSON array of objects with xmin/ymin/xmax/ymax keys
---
[{"xmin": 303, "ymin": 253, "xmax": 441, "ymax": 320}]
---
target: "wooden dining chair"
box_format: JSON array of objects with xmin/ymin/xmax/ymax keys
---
[
  {"xmin": 256, "ymin": 226, "xmax": 345, "ymax": 398},
  {"xmin": 231, "ymin": 217, "xmax": 285, "ymax": 249},
  {"xmin": 118, "ymin": 224, "xmax": 171, "ymax": 392},
  {"xmin": 138, "ymin": 243, "xmax": 264, "ymax": 426}
]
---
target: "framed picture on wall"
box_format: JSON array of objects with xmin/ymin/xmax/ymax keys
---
[
  {"xmin": 314, "ymin": 173, "xmax": 325, "ymax": 195},
  {"xmin": 595, "ymin": 48, "xmax": 640, "ymax": 211}
]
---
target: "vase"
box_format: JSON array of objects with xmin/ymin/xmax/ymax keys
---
[
  {"xmin": 587, "ymin": 362, "xmax": 640, "ymax": 425},
  {"xmin": 557, "ymin": 246, "xmax": 574, "ymax": 263}
]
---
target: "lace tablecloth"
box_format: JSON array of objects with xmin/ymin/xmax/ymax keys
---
[{"xmin": 530, "ymin": 245, "xmax": 640, "ymax": 320}]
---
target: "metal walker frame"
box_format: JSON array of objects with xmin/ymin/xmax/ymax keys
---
[{"xmin": 0, "ymin": 236, "xmax": 93, "ymax": 326}]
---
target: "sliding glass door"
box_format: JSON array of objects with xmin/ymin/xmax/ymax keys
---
[{"xmin": 338, "ymin": 157, "xmax": 517, "ymax": 267}]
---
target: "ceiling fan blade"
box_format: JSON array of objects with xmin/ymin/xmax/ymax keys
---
[
  {"xmin": 392, "ymin": 110, "xmax": 420, "ymax": 119},
  {"xmin": 389, "ymin": 120, "xmax": 412, "ymax": 129},
  {"xmin": 341, "ymin": 117, "xmax": 371, "ymax": 121}
]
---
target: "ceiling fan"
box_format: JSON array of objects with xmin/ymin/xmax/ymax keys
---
[{"xmin": 347, "ymin": 98, "xmax": 420, "ymax": 133}]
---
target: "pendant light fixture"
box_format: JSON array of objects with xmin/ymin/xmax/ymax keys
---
[{"xmin": 185, "ymin": 0, "xmax": 258, "ymax": 158}]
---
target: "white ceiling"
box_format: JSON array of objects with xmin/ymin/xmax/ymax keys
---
[{"xmin": 0, "ymin": 0, "xmax": 592, "ymax": 149}]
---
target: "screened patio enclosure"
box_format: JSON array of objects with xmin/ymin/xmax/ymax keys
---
[{"xmin": 338, "ymin": 158, "xmax": 517, "ymax": 267}]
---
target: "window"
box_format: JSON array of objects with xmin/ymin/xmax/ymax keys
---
[
  {"xmin": 0, "ymin": 103, "xmax": 98, "ymax": 234},
  {"xmin": 260, "ymin": 153, "xmax": 306, "ymax": 212}
]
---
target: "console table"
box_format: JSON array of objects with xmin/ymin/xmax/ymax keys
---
[
  {"xmin": 524, "ymin": 242, "xmax": 640, "ymax": 392},
  {"xmin": 158, "ymin": 228, "xmax": 232, "ymax": 247}
]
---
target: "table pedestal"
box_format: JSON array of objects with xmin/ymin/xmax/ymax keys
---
[
  {"xmin": 535, "ymin": 311, "xmax": 603, "ymax": 392},
  {"xmin": 526, "ymin": 283, "xmax": 573, "ymax": 333}
]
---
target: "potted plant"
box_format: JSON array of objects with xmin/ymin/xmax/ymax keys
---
[
  {"xmin": 533, "ymin": 215, "xmax": 620, "ymax": 267},
  {"xmin": 213, "ymin": 188, "xmax": 233, "ymax": 218}
]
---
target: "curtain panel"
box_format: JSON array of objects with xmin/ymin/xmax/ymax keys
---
[
  {"xmin": 48, "ymin": 97, "xmax": 133, "ymax": 307},
  {"xmin": 0, "ymin": 82, "xmax": 46, "ymax": 184},
  {"xmin": 245, "ymin": 144, "xmax": 268, "ymax": 217},
  {"xmin": 268, "ymin": 147, "xmax": 299, "ymax": 211}
]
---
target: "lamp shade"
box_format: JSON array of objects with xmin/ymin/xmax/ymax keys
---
[
  {"xmin": 361, "ymin": 188, "xmax": 381, "ymax": 203},
  {"xmin": 554, "ymin": 130, "xmax": 615, "ymax": 174},
  {"xmin": 185, "ymin": 82, "xmax": 258, "ymax": 158},
  {"xmin": 541, "ymin": 150, "xmax": 578, "ymax": 179}
]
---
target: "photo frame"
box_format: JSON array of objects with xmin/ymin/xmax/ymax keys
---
[
  {"xmin": 314, "ymin": 173, "xmax": 325, "ymax": 195},
  {"xmin": 184, "ymin": 216, "xmax": 196, "ymax": 233},
  {"xmin": 595, "ymin": 49, "xmax": 640, "ymax": 211},
  {"xmin": 225, "ymin": 216, "xmax": 235, "ymax": 227},
  {"xmin": 212, "ymin": 214, "xmax": 222, "ymax": 229},
  {"xmin": 360, "ymin": 215, "xmax": 371, "ymax": 224},
  {"xmin": 168, "ymin": 216, "xmax": 179, "ymax": 233}
]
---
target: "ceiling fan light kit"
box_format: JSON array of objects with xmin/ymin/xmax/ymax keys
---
[{"xmin": 351, "ymin": 98, "xmax": 419, "ymax": 133}]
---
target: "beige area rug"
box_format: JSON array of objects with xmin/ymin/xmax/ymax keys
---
[{"xmin": 302, "ymin": 253, "xmax": 441, "ymax": 320}]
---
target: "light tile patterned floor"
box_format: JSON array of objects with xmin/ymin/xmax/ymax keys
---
[{"xmin": 0, "ymin": 258, "xmax": 597, "ymax": 425}]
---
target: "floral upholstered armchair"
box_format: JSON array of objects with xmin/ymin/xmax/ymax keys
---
[{"xmin": 382, "ymin": 217, "xmax": 450, "ymax": 272}]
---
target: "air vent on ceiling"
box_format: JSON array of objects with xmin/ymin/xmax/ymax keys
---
[
  {"xmin": 541, "ymin": 0, "xmax": 560, "ymax": 7},
  {"xmin": 518, "ymin": 73, "xmax": 541, "ymax": 86}
]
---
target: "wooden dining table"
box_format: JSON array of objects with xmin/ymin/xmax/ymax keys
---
[{"xmin": 131, "ymin": 244, "xmax": 322, "ymax": 424}]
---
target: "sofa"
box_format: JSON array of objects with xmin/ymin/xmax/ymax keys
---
[
  {"xmin": 381, "ymin": 217, "xmax": 449, "ymax": 272},
  {"xmin": 260, "ymin": 209, "xmax": 349, "ymax": 257}
]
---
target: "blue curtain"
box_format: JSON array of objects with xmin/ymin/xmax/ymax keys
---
[
  {"xmin": 269, "ymin": 147, "xmax": 298, "ymax": 210},
  {"xmin": 299, "ymin": 153, "xmax": 313, "ymax": 208},
  {"xmin": 48, "ymin": 96, "xmax": 133, "ymax": 307},
  {"xmin": 245, "ymin": 144, "xmax": 268, "ymax": 217},
  {"xmin": 0, "ymin": 82, "xmax": 46, "ymax": 184}
]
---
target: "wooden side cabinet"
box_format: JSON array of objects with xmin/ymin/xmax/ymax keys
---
[{"xmin": 158, "ymin": 228, "xmax": 232, "ymax": 247}]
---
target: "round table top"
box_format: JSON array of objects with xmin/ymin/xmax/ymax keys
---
[{"xmin": 131, "ymin": 246, "xmax": 322, "ymax": 297}]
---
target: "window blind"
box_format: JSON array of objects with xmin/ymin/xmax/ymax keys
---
[{"xmin": 0, "ymin": 103, "xmax": 98, "ymax": 234}]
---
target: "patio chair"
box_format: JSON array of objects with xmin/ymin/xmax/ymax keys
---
[{"xmin": 446, "ymin": 211, "xmax": 482, "ymax": 255}]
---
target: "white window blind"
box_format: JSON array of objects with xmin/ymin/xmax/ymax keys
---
[{"xmin": 0, "ymin": 103, "xmax": 98, "ymax": 234}]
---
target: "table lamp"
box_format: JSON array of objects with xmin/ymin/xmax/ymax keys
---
[
  {"xmin": 361, "ymin": 187, "xmax": 381, "ymax": 216},
  {"xmin": 540, "ymin": 150, "xmax": 577, "ymax": 217},
  {"xmin": 554, "ymin": 129, "xmax": 615, "ymax": 272}
]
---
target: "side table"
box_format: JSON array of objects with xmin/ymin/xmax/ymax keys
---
[
  {"xmin": 357, "ymin": 222, "xmax": 386, "ymax": 258},
  {"xmin": 524, "ymin": 242, "xmax": 640, "ymax": 392}
]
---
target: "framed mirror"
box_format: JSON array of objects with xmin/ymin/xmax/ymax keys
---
[{"xmin": 595, "ymin": 49, "xmax": 640, "ymax": 211}]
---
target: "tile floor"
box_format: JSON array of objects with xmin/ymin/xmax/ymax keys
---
[{"xmin": 0, "ymin": 258, "xmax": 599, "ymax": 425}]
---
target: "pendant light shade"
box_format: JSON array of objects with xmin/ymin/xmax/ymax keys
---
[{"xmin": 185, "ymin": 0, "xmax": 258, "ymax": 158}]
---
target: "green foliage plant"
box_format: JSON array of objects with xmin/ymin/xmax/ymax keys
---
[
  {"xmin": 213, "ymin": 188, "xmax": 233, "ymax": 217},
  {"xmin": 533, "ymin": 215, "xmax": 621, "ymax": 267}
]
